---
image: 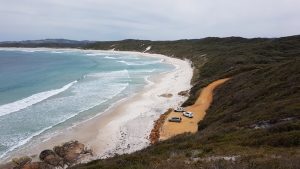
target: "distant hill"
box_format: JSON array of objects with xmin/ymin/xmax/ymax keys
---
[{"xmin": 0, "ymin": 39, "xmax": 95, "ymax": 48}]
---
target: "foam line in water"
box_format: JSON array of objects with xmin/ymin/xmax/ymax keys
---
[
  {"xmin": 86, "ymin": 52, "xmax": 119, "ymax": 56},
  {"xmin": 0, "ymin": 82, "xmax": 129, "ymax": 159},
  {"xmin": 117, "ymin": 60, "xmax": 159, "ymax": 66},
  {"xmin": 144, "ymin": 76, "xmax": 154, "ymax": 86},
  {"xmin": 0, "ymin": 112, "xmax": 78, "ymax": 159},
  {"xmin": 130, "ymin": 69, "xmax": 156, "ymax": 73},
  {"xmin": 104, "ymin": 56, "xmax": 118, "ymax": 59},
  {"xmin": 69, "ymin": 83, "xmax": 129, "ymax": 128},
  {"xmin": 20, "ymin": 50, "xmax": 36, "ymax": 53},
  {"xmin": 86, "ymin": 53, "xmax": 104, "ymax": 56},
  {"xmin": 0, "ymin": 81, "xmax": 77, "ymax": 117},
  {"xmin": 0, "ymin": 122, "xmax": 56, "ymax": 159},
  {"xmin": 87, "ymin": 69, "xmax": 129, "ymax": 78},
  {"xmin": 51, "ymin": 51, "xmax": 64, "ymax": 54},
  {"xmin": 20, "ymin": 49, "xmax": 49, "ymax": 53}
]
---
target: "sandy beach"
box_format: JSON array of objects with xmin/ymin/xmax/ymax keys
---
[
  {"xmin": 160, "ymin": 78, "xmax": 230, "ymax": 140},
  {"xmin": 3, "ymin": 50, "xmax": 193, "ymax": 162}
]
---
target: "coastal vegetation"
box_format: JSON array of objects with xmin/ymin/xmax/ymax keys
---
[{"xmin": 1, "ymin": 35, "xmax": 299, "ymax": 168}]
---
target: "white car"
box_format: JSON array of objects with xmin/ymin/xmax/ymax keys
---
[
  {"xmin": 183, "ymin": 111, "xmax": 193, "ymax": 118},
  {"xmin": 174, "ymin": 107, "xmax": 185, "ymax": 112}
]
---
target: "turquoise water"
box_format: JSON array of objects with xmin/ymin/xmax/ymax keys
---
[{"xmin": 0, "ymin": 48, "xmax": 174, "ymax": 159}]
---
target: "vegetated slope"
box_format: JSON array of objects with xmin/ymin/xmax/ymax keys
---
[
  {"xmin": 86, "ymin": 36, "xmax": 300, "ymax": 106},
  {"xmin": 72, "ymin": 35, "xmax": 300, "ymax": 169}
]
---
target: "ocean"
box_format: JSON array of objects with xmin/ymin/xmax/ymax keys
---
[{"xmin": 0, "ymin": 48, "xmax": 174, "ymax": 159}]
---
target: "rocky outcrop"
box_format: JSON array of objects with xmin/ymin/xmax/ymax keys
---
[
  {"xmin": 12, "ymin": 156, "xmax": 32, "ymax": 167},
  {"xmin": 22, "ymin": 162, "xmax": 53, "ymax": 169},
  {"xmin": 0, "ymin": 140, "xmax": 92, "ymax": 169},
  {"xmin": 39, "ymin": 149, "xmax": 64, "ymax": 167},
  {"xmin": 53, "ymin": 140, "xmax": 92, "ymax": 166},
  {"xmin": 0, "ymin": 156, "xmax": 32, "ymax": 169},
  {"xmin": 178, "ymin": 90, "xmax": 189, "ymax": 97},
  {"xmin": 159, "ymin": 93, "xmax": 173, "ymax": 98}
]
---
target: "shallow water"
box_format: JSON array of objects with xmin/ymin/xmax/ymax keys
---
[{"xmin": 0, "ymin": 48, "xmax": 174, "ymax": 159}]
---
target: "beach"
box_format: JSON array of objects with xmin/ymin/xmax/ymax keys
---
[{"xmin": 3, "ymin": 50, "xmax": 193, "ymax": 162}]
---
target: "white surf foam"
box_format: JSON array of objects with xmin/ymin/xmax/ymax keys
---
[
  {"xmin": 0, "ymin": 112, "xmax": 79, "ymax": 159},
  {"xmin": 86, "ymin": 53, "xmax": 104, "ymax": 56},
  {"xmin": 0, "ymin": 81, "xmax": 130, "ymax": 160},
  {"xmin": 117, "ymin": 60, "xmax": 152, "ymax": 66},
  {"xmin": 124, "ymin": 57, "xmax": 140, "ymax": 60},
  {"xmin": 144, "ymin": 76, "xmax": 154, "ymax": 86},
  {"xmin": 86, "ymin": 52, "xmax": 118, "ymax": 56},
  {"xmin": 67, "ymin": 82, "xmax": 129, "ymax": 129},
  {"xmin": 104, "ymin": 56, "xmax": 118, "ymax": 59},
  {"xmin": 129, "ymin": 69, "xmax": 156, "ymax": 73},
  {"xmin": 117, "ymin": 59, "xmax": 164, "ymax": 66},
  {"xmin": 0, "ymin": 81, "xmax": 77, "ymax": 117},
  {"xmin": 21, "ymin": 49, "xmax": 50, "ymax": 53},
  {"xmin": 87, "ymin": 69, "xmax": 130, "ymax": 79},
  {"xmin": 51, "ymin": 51, "xmax": 64, "ymax": 54},
  {"xmin": 20, "ymin": 50, "xmax": 36, "ymax": 53}
]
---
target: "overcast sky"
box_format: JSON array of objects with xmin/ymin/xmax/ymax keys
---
[{"xmin": 0, "ymin": 0, "xmax": 299, "ymax": 41}]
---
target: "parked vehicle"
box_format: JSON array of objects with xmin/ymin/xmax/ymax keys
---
[
  {"xmin": 168, "ymin": 117, "xmax": 182, "ymax": 122},
  {"xmin": 183, "ymin": 111, "xmax": 193, "ymax": 118},
  {"xmin": 174, "ymin": 107, "xmax": 185, "ymax": 112}
]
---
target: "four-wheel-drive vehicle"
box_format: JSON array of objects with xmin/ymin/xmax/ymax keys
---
[
  {"xmin": 174, "ymin": 107, "xmax": 185, "ymax": 112},
  {"xmin": 183, "ymin": 111, "xmax": 193, "ymax": 118},
  {"xmin": 168, "ymin": 117, "xmax": 182, "ymax": 122}
]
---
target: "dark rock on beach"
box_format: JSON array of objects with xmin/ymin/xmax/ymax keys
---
[
  {"xmin": 159, "ymin": 93, "xmax": 173, "ymax": 98},
  {"xmin": 22, "ymin": 162, "xmax": 54, "ymax": 169},
  {"xmin": 39, "ymin": 150, "xmax": 64, "ymax": 167},
  {"xmin": 53, "ymin": 140, "xmax": 92, "ymax": 165},
  {"xmin": 0, "ymin": 140, "xmax": 92, "ymax": 169},
  {"xmin": 178, "ymin": 90, "xmax": 189, "ymax": 97},
  {"xmin": 0, "ymin": 156, "xmax": 32, "ymax": 169},
  {"xmin": 12, "ymin": 156, "xmax": 32, "ymax": 167}
]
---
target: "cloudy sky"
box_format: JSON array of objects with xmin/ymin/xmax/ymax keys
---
[{"xmin": 0, "ymin": 0, "xmax": 299, "ymax": 41}]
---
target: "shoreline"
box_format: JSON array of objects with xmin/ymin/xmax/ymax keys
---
[{"xmin": 0, "ymin": 48, "xmax": 193, "ymax": 163}]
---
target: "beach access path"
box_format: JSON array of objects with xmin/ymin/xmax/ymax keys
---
[{"xmin": 160, "ymin": 78, "xmax": 230, "ymax": 140}]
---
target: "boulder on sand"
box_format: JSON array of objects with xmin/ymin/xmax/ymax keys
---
[
  {"xmin": 178, "ymin": 90, "xmax": 189, "ymax": 97},
  {"xmin": 39, "ymin": 149, "xmax": 64, "ymax": 167},
  {"xmin": 159, "ymin": 93, "xmax": 173, "ymax": 98},
  {"xmin": 0, "ymin": 156, "xmax": 32, "ymax": 169},
  {"xmin": 53, "ymin": 140, "xmax": 92, "ymax": 165},
  {"xmin": 12, "ymin": 156, "xmax": 32, "ymax": 166},
  {"xmin": 22, "ymin": 162, "xmax": 54, "ymax": 169},
  {"xmin": 0, "ymin": 140, "xmax": 92, "ymax": 169}
]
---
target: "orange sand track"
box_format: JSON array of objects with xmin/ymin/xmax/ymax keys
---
[{"xmin": 160, "ymin": 78, "xmax": 230, "ymax": 140}]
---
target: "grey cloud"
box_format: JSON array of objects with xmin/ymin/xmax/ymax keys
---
[{"xmin": 0, "ymin": 0, "xmax": 299, "ymax": 41}]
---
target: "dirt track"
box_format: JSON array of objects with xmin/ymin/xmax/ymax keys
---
[{"xmin": 160, "ymin": 78, "xmax": 230, "ymax": 140}]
